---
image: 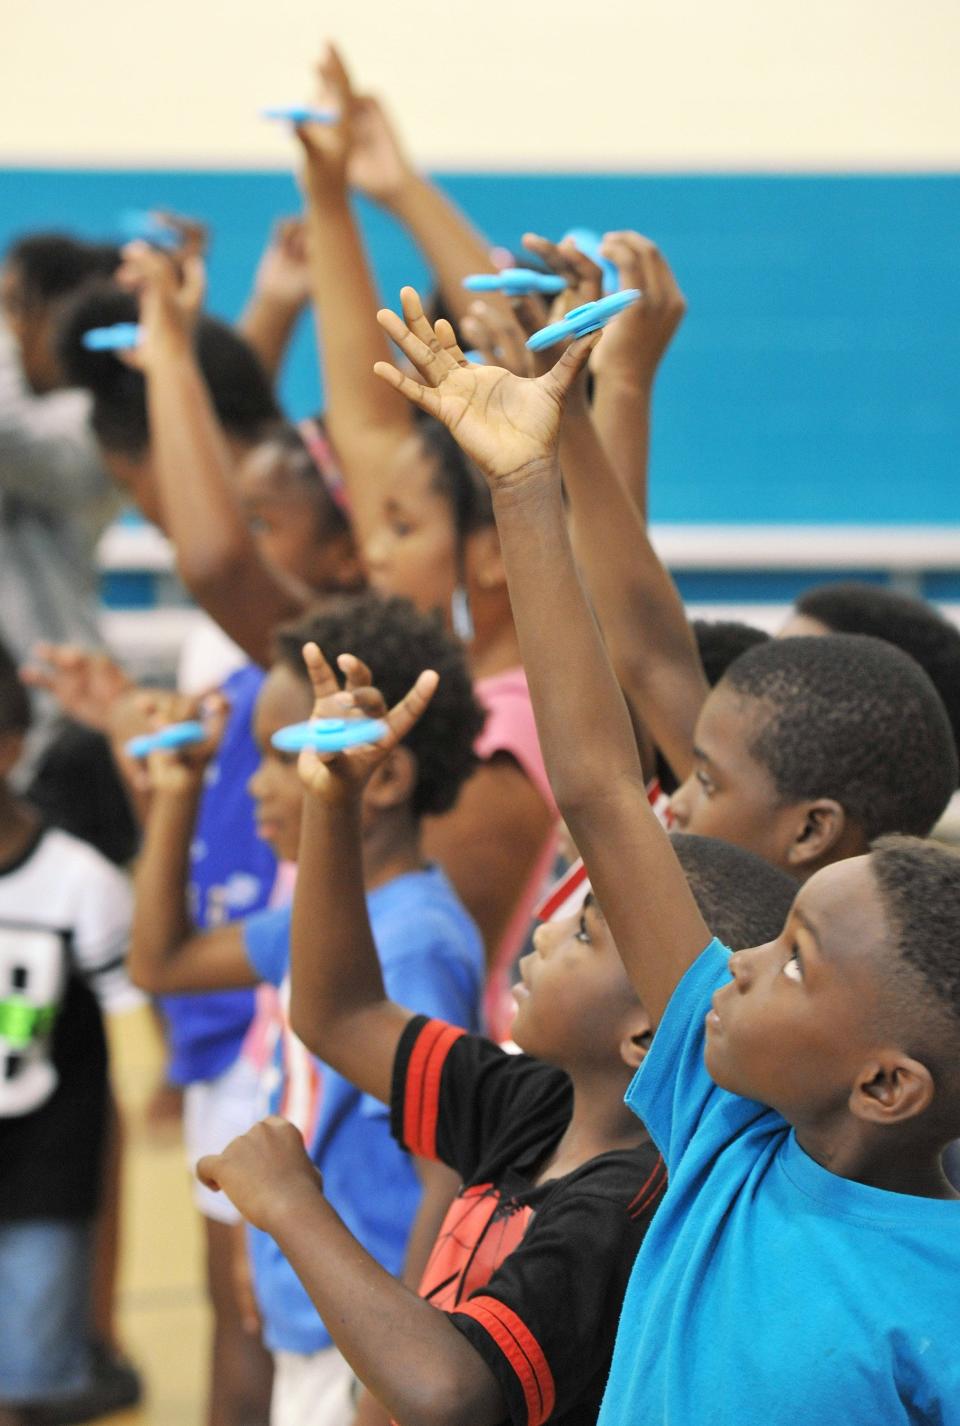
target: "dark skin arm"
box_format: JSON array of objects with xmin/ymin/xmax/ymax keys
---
[
  {"xmin": 236, "ymin": 217, "xmax": 312, "ymax": 383},
  {"xmin": 198, "ymin": 1119, "xmax": 505, "ymax": 1426},
  {"xmin": 128, "ymin": 721, "xmax": 259, "ymax": 995},
  {"xmin": 288, "ymin": 642, "xmax": 436, "ymax": 1098},
  {"xmin": 373, "ymin": 289, "xmax": 710, "ymax": 1025},
  {"xmin": 118, "ymin": 243, "xmax": 308, "ymax": 668}
]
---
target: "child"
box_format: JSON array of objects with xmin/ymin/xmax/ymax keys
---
[
  {"xmin": 0, "ymin": 641, "xmax": 140, "ymax": 1425},
  {"xmin": 195, "ymin": 642, "xmax": 797, "ymax": 1426},
  {"xmin": 128, "ymin": 592, "xmax": 486, "ymax": 1426},
  {"xmin": 371, "ymin": 296, "xmax": 960, "ymax": 1420}
]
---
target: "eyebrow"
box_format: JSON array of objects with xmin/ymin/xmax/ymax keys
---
[{"xmin": 792, "ymin": 905, "xmax": 823, "ymax": 954}]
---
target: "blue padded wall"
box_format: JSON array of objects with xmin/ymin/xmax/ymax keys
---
[{"xmin": 3, "ymin": 169, "xmax": 958, "ymax": 525}]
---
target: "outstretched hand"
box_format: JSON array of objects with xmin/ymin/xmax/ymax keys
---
[
  {"xmin": 373, "ymin": 287, "xmax": 598, "ymax": 485},
  {"xmin": 295, "ymin": 43, "xmax": 354, "ymax": 195},
  {"xmin": 22, "ymin": 643, "xmax": 133, "ymax": 732},
  {"xmin": 591, "ymin": 231, "xmax": 685, "ymax": 385},
  {"xmin": 297, "ymin": 642, "xmax": 438, "ymax": 803}
]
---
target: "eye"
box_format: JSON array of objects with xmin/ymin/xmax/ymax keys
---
[
  {"xmin": 695, "ymin": 768, "xmax": 715, "ymax": 795},
  {"xmin": 575, "ymin": 910, "xmax": 591, "ymax": 944},
  {"xmin": 389, "ymin": 515, "xmax": 415, "ymax": 537},
  {"xmin": 782, "ymin": 949, "xmax": 803, "ymax": 982}
]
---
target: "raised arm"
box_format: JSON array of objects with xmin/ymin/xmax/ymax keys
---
[
  {"xmin": 589, "ymin": 231, "xmax": 686, "ymax": 521},
  {"xmin": 519, "ymin": 234, "xmax": 708, "ymax": 782},
  {"xmin": 128, "ymin": 708, "xmax": 258, "ymax": 994},
  {"xmin": 236, "ymin": 217, "xmax": 312, "ymax": 383},
  {"xmin": 119, "ymin": 243, "xmax": 307, "ymax": 666},
  {"xmin": 374, "ymin": 289, "xmax": 709, "ymax": 1023},
  {"xmin": 288, "ymin": 643, "xmax": 439, "ymax": 1101},
  {"xmin": 295, "ymin": 47, "xmax": 414, "ymax": 540}
]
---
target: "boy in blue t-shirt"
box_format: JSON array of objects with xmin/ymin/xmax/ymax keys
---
[
  {"xmin": 360, "ymin": 292, "xmax": 960, "ymax": 1422},
  {"xmin": 127, "ymin": 592, "xmax": 486, "ymax": 1424}
]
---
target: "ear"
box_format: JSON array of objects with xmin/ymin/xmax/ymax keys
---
[
  {"xmin": 0, "ymin": 731, "xmax": 25, "ymax": 779},
  {"xmin": 465, "ymin": 526, "xmax": 506, "ymax": 592},
  {"xmin": 849, "ymin": 1053, "xmax": 936, "ymax": 1127},
  {"xmin": 364, "ymin": 744, "xmax": 418, "ymax": 812},
  {"xmin": 784, "ymin": 799, "xmax": 846, "ymax": 871},
  {"xmin": 619, "ymin": 1004, "xmax": 654, "ymax": 1072},
  {"xmin": 330, "ymin": 531, "xmax": 365, "ymax": 591}
]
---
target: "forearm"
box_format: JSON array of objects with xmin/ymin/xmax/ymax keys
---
[
  {"xmin": 304, "ymin": 175, "xmax": 411, "ymax": 508},
  {"xmin": 589, "ymin": 373, "xmax": 652, "ymax": 519},
  {"xmin": 388, "ymin": 173, "xmax": 511, "ymax": 329},
  {"xmin": 560, "ymin": 397, "xmax": 707, "ymax": 783},
  {"xmin": 289, "ymin": 794, "xmax": 409, "ymax": 1096},
  {"xmin": 491, "ymin": 459, "xmax": 645, "ymax": 817},
  {"xmin": 270, "ymin": 1186, "xmax": 501, "ymax": 1426},
  {"xmin": 145, "ymin": 331, "xmax": 305, "ymax": 663},
  {"xmin": 237, "ymin": 294, "xmax": 305, "ymax": 383},
  {"xmin": 129, "ymin": 785, "xmax": 199, "ymax": 991}
]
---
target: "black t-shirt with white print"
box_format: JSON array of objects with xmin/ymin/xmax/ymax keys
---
[
  {"xmin": 0, "ymin": 825, "xmax": 135, "ymax": 1221},
  {"xmin": 390, "ymin": 1016, "xmax": 666, "ymax": 1426}
]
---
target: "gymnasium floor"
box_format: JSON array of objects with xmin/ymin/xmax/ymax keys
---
[{"xmin": 107, "ymin": 1008, "xmax": 209, "ymax": 1426}]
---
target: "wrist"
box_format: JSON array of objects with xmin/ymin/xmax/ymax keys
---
[
  {"xmin": 267, "ymin": 1170, "xmax": 327, "ymax": 1240},
  {"xmin": 593, "ymin": 366, "xmax": 654, "ymax": 399},
  {"xmin": 488, "ymin": 456, "xmax": 562, "ymax": 504},
  {"xmin": 383, "ymin": 168, "xmax": 427, "ymax": 219},
  {"xmin": 249, "ymin": 288, "xmax": 307, "ymax": 320}
]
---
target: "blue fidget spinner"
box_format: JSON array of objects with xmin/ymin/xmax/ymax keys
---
[
  {"xmin": 562, "ymin": 228, "xmax": 620, "ymax": 294},
  {"xmin": 525, "ymin": 289, "xmax": 642, "ymax": 352},
  {"xmin": 271, "ymin": 717, "xmax": 388, "ymax": 754},
  {"xmin": 262, "ymin": 105, "xmax": 338, "ymax": 125},
  {"xmin": 463, "ymin": 269, "xmax": 566, "ymax": 297},
  {"xmin": 82, "ymin": 323, "xmax": 143, "ymax": 352},
  {"xmin": 125, "ymin": 721, "xmax": 207, "ymax": 759},
  {"xmin": 118, "ymin": 210, "xmax": 180, "ymax": 250}
]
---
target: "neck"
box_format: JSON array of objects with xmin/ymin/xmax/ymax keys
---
[
  {"xmin": 795, "ymin": 1120, "xmax": 959, "ymax": 1199},
  {"xmin": 0, "ymin": 789, "xmax": 40, "ymax": 868},
  {"xmin": 360, "ymin": 810, "xmax": 425, "ymax": 892},
  {"xmin": 535, "ymin": 1065, "xmax": 649, "ymax": 1183},
  {"xmin": 467, "ymin": 612, "xmax": 523, "ymax": 682}
]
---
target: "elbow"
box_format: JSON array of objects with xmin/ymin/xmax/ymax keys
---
[
  {"xmin": 175, "ymin": 539, "xmax": 249, "ymax": 601},
  {"xmin": 287, "ymin": 1001, "xmax": 327, "ymax": 1060},
  {"xmin": 127, "ymin": 956, "xmax": 162, "ymax": 996},
  {"xmin": 400, "ymin": 1374, "xmax": 482, "ymax": 1426}
]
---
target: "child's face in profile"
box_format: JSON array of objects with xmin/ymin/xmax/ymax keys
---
[
  {"xmin": 512, "ymin": 894, "xmax": 643, "ymax": 1072},
  {"xmin": 362, "ymin": 436, "xmax": 461, "ymax": 629},
  {"xmin": 668, "ymin": 683, "xmax": 799, "ymax": 872},
  {"xmin": 248, "ymin": 665, "xmax": 314, "ymax": 862},
  {"xmin": 704, "ymin": 856, "xmax": 890, "ymax": 1121}
]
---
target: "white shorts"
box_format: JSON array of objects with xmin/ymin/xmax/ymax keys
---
[
  {"xmin": 183, "ymin": 1053, "xmax": 264, "ymax": 1224},
  {"xmin": 271, "ymin": 1346, "xmax": 356, "ymax": 1426}
]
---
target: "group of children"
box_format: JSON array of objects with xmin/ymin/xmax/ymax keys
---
[{"xmin": 1, "ymin": 37, "xmax": 959, "ymax": 1426}]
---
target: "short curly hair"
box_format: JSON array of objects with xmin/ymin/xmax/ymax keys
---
[
  {"xmin": 274, "ymin": 592, "xmax": 486, "ymax": 819},
  {"xmin": 870, "ymin": 836, "xmax": 960, "ymax": 1088},
  {"xmin": 671, "ymin": 833, "xmax": 795, "ymax": 951},
  {"xmin": 721, "ymin": 634, "xmax": 958, "ymax": 840},
  {"xmin": 6, "ymin": 232, "xmax": 121, "ymax": 305},
  {"xmin": 794, "ymin": 583, "xmax": 960, "ymax": 783}
]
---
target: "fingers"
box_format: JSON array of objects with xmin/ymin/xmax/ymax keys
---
[
  {"xmin": 398, "ymin": 288, "xmax": 461, "ymax": 383},
  {"xmin": 196, "ymin": 1154, "xmax": 222, "ymax": 1192},
  {"xmin": 542, "ymin": 332, "xmax": 602, "ymax": 401},
  {"xmin": 461, "ymin": 301, "xmax": 530, "ymax": 376},
  {"xmin": 302, "ymin": 640, "xmax": 341, "ymax": 701},
  {"xmin": 382, "ymin": 669, "xmax": 439, "ymax": 746},
  {"xmin": 373, "ymin": 358, "xmax": 442, "ymax": 418},
  {"xmin": 337, "ymin": 652, "xmax": 372, "ymax": 689},
  {"xmin": 433, "ymin": 318, "xmax": 470, "ymax": 369}
]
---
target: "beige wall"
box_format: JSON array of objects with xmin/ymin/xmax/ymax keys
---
[{"xmin": 4, "ymin": 0, "xmax": 959, "ymax": 169}]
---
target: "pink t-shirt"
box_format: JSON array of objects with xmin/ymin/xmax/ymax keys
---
[{"xmin": 473, "ymin": 667, "xmax": 558, "ymax": 1040}]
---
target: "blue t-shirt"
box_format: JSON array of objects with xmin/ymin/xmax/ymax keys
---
[
  {"xmin": 162, "ymin": 664, "xmax": 277, "ymax": 1085},
  {"xmin": 242, "ymin": 864, "xmax": 484, "ymax": 1356},
  {"xmin": 598, "ymin": 940, "xmax": 960, "ymax": 1426}
]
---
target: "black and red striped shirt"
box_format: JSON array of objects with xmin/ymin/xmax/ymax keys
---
[{"xmin": 390, "ymin": 1016, "xmax": 666, "ymax": 1426}]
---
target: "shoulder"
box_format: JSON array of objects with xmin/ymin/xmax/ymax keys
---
[
  {"xmin": 543, "ymin": 1142, "xmax": 667, "ymax": 1219},
  {"xmin": 372, "ymin": 869, "xmax": 483, "ymax": 964},
  {"xmin": 27, "ymin": 828, "xmax": 131, "ymax": 900}
]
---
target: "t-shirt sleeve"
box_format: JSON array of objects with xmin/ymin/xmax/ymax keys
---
[
  {"xmin": 390, "ymin": 1017, "xmax": 570, "ymax": 1181},
  {"xmin": 448, "ymin": 1173, "xmax": 652, "ymax": 1426},
  {"xmin": 70, "ymin": 848, "xmax": 141, "ymax": 1014},
  {"xmin": 626, "ymin": 937, "xmax": 741, "ymax": 1171},
  {"xmin": 241, "ymin": 904, "xmax": 292, "ymax": 987},
  {"xmin": 474, "ymin": 677, "xmax": 555, "ymax": 812}
]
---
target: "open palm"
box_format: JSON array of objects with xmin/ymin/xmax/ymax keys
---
[{"xmin": 374, "ymin": 288, "xmax": 598, "ymax": 484}]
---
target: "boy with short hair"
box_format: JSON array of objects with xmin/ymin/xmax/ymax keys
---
[
  {"xmin": 0, "ymin": 641, "xmax": 140, "ymax": 1425},
  {"xmin": 128, "ymin": 592, "xmax": 487, "ymax": 1426},
  {"xmin": 371, "ymin": 294, "xmax": 960, "ymax": 1420},
  {"xmin": 196, "ymin": 645, "xmax": 796, "ymax": 1426}
]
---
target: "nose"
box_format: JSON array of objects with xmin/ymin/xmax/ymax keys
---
[
  {"xmin": 727, "ymin": 948, "xmax": 756, "ymax": 990},
  {"xmin": 247, "ymin": 759, "xmax": 268, "ymax": 801},
  {"xmin": 363, "ymin": 526, "xmax": 389, "ymax": 574}
]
